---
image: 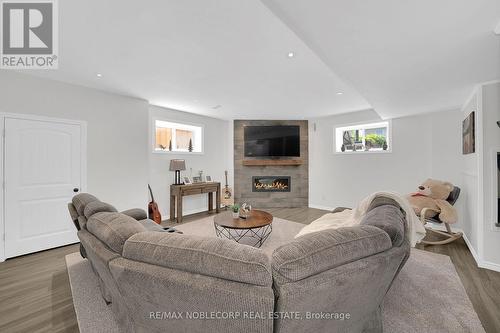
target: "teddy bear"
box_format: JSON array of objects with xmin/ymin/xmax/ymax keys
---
[{"xmin": 407, "ymin": 179, "xmax": 458, "ymax": 224}]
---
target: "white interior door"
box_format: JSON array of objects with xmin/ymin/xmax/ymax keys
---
[{"xmin": 4, "ymin": 117, "xmax": 84, "ymax": 258}]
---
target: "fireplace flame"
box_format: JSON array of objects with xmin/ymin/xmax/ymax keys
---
[{"xmin": 254, "ymin": 181, "xmax": 289, "ymax": 190}]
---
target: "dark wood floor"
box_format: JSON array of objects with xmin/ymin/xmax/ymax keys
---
[
  {"xmin": 0, "ymin": 242, "xmax": 80, "ymax": 333},
  {"xmin": 1, "ymin": 208, "xmax": 499, "ymax": 332}
]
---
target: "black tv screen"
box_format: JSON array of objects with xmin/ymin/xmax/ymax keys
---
[{"xmin": 244, "ymin": 126, "xmax": 300, "ymax": 157}]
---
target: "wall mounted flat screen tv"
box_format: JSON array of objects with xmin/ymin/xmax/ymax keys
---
[{"xmin": 244, "ymin": 125, "xmax": 300, "ymax": 157}]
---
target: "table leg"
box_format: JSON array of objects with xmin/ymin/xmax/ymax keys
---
[
  {"xmin": 170, "ymin": 195, "xmax": 176, "ymax": 222},
  {"xmin": 216, "ymin": 184, "xmax": 221, "ymax": 213},
  {"xmin": 208, "ymin": 192, "xmax": 213, "ymax": 212},
  {"xmin": 176, "ymin": 195, "xmax": 183, "ymax": 223}
]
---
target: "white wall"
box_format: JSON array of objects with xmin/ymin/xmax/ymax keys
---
[
  {"xmin": 309, "ymin": 109, "xmax": 463, "ymax": 217},
  {"xmin": 479, "ymin": 82, "xmax": 500, "ymax": 266},
  {"xmin": 461, "ymin": 93, "xmax": 481, "ymax": 253},
  {"xmin": 149, "ymin": 105, "xmax": 231, "ymax": 217},
  {"xmin": 459, "ymin": 81, "xmax": 500, "ymax": 271},
  {"xmin": 0, "ymin": 72, "xmax": 150, "ymax": 210}
]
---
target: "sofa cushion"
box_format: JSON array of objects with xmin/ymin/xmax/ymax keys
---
[
  {"xmin": 361, "ymin": 204, "xmax": 406, "ymax": 247},
  {"xmin": 123, "ymin": 231, "xmax": 272, "ymax": 286},
  {"xmin": 87, "ymin": 212, "xmax": 146, "ymax": 254},
  {"xmin": 138, "ymin": 219, "xmax": 165, "ymax": 232},
  {"xmin": 84, "ymin": 201, "xmax": 118, "ymax": 219},
  {"xmin": 72, "ymin": 193, "xmax": 99, "ymax": 216},
  {"xmin": 272, "ymin": 226, "xmax": 392, "ymax": 283},
  {"xmin": 121, "ymin": 208, "xmax": 148, "ymax": 221}
]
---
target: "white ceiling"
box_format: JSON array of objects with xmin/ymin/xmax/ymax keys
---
[
  {"xmin": 23, "ymin": 0, "xmax": 500, "ymax": 119},
  {"xmin": 263, "ymin": 0, "xmax": 500, "ymax": 118},
  {"xmin": 26, "ymin": 0, "xmax": 369, "ymax": 119}
]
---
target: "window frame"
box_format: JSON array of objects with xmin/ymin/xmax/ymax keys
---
[
  {"xmin": 152, "ymin": 117, "xmax": 204, "ymax": 155},
  {"xmin": 334, "ymin": 120, "xmax": 392, "ymax": 154}
]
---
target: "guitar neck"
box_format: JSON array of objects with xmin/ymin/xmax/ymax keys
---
[{"xmin": 148, "ymin": 185, "xmax": 155, "ymax": 202}]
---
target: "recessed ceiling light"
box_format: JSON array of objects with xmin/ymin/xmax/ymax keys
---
[
  {"xmin": 336, "ymin": 92, "xmax": 344, "ymax": 95},
  {"xmin": 96, "ymin": 73, "xmax": 102, "ymax": 78},
  {"xmin": 287, "ymin": 52, "xmax": 295, "ymax": 58}
]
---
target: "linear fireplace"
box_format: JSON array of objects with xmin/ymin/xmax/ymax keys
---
[{"xmin": 252, "ymin": 176, "xmax": 291, "ymax": 192}]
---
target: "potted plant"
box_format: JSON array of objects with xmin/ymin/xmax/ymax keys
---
[
  {"xmin": 383, "ymin": 140, "xmax": 388, "ymax": 150},
  {"xmin": 230, "ymin": 204, "xmax": 240, "ymax": 218}
]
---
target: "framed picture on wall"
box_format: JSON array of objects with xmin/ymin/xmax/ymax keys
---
[{"xmin": 462, "ymin": 111, "xmax": 475, "ymax": 154}]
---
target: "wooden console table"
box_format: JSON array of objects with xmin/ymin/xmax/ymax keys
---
[{"xmin": 170, "ymin": 182, "xmax": 221, "ymax": 223}]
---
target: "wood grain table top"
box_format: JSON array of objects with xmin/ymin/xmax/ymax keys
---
[{"xmin": 214, "ymin": 210, "xmax": 273, "ymax": 229}]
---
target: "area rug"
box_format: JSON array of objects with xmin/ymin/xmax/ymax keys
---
[
  {"xmin": 66, "ymin": 216, "xmax": 485, "ymax": 333},
  {"xmin": 175, "ymin": 215, "xmax": 306, "ymax": 257}
]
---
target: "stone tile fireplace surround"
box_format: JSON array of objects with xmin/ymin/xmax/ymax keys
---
[{"xmin": 234, "ymin": 120, "xmax": 308, "ymax": 208}]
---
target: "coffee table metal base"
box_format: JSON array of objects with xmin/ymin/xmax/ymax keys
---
[{"xmin": 214, "ymin": 222, "xmax": 272, "ymax": 248}]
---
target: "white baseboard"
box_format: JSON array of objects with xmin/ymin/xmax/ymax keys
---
[
  {"xmin": 163, "ymin": 205, "xmax": 224, "ymax": 220},
  {"xmin": 462, "ymin": 233, "xmax": 500, "ymax": 272},
  {"xmin": 432, "ymin": 224, "xmax": 500, "ymax": 272},
  {"xmin": 477, "ymin": 260, "xmax": 500, "ymax": 272},
  {"xmin": 460, "ymin": 232, "xmax": 482, "ymax": 267},
  {"xmin": 308, "ymin": 204, "xmax": 335, "ymax": 211},
  {"xmin": 182, "ymin": 207, "xmax": 220, "ymax": 216}
]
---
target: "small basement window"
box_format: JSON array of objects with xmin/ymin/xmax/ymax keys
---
[
  {"xmin": 335, "ymin": 121, "xmax": 391, "ymax": 153},
  {"xmin": 154, "ymin": 119, "xmax": 203, "ymax": 153}
]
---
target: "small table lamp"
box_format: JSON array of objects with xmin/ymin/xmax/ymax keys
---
[{"xmin": 169, "ymin": 159, "xmax": 186, "ymax": 185}]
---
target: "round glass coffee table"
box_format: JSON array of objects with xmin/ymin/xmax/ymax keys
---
[{"xmin": 214, "ymin": 210, "xmax": 273, "ymax": 248}]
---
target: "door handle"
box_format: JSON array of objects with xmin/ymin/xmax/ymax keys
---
[{"xmin": 73, "ymin": 188, "xmax": 79, "ymax": 193}]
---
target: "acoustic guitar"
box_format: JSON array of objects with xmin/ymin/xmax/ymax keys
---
[
  {"xmin": 221, "ymin": 170, "xmax": 234, "ymax": 207},
  {"xmin": 148, "ymin": 184, "xmax": 162, "ymax": 225}
]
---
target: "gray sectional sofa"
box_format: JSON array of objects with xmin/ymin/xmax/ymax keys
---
[
  {"xmin": 67, "ymin": 193, "xmax": 173, "ymax": 259},
  {"xmin": 69, "ymin": 193, "xmax": 410, "ymax": 333}
]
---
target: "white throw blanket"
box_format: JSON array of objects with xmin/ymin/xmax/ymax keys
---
[{"xmin": 296, "ymin": 191, "xmax": 426, "ymax": 247}]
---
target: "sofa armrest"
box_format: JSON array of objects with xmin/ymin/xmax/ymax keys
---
[
  {"xmin": 332, "ymin": 206, "xmax": 351, "ymax": 213},
  {"xmin": 138, "ymin": 219, "xmax": 164, "ymax": 231},
  {"xmin": 367, "ymin": 197, "xmax": 404, "ymax": 213},
  {"xmin": 121, "ymin": 208, "xmax": 147, "ymax": 220},
  {"xmin": 67, "ymin": 203, "xmax": 81, "ymax": 231},
  {"xmin": 361, "ymin": 204, "xmax": 406, "ymax": 247},
  {"xmin": 333, "ymin": 198, "xmax": 404, "ymax": 215},
  {"xmin": 138, "ymin": 219, "xmax": 183, "ymax": 233}
]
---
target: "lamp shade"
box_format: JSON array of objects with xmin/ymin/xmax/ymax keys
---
[{"xmin": 169, "ymin": 159, "xmax": 186, "ymax": 171}]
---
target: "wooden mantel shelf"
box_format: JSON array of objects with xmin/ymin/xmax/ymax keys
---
[{"xmin": 242, "ymin": 159, "xmax": 303, "ymax": 166}]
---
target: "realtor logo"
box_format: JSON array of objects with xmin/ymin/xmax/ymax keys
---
[{"xmin": 1, "ymin": 0, "xmax": 58, "ymax": 69}]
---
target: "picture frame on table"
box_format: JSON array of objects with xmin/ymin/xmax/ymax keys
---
[
  {"xmin": 183, "ymin": 176, "xmax": 192, "ymax": 185},
  {"xmin": 192, "ymin": 176, "xmax": 202, "ymax": 183},
  {"xmin": 206, "ymin": 176, "xmax": 212, "ymax": 182}
]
